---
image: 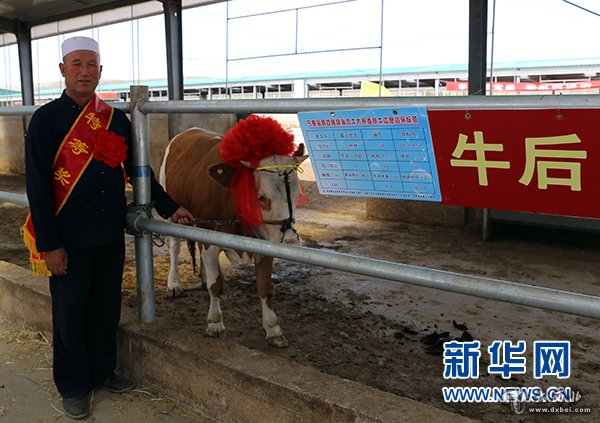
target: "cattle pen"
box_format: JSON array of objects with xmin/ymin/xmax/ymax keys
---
[{"xmin": 1, "ymin": 90, "xmax": 599, "ymax": 422}]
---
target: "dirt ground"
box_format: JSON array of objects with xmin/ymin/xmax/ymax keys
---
[
  {"xmin": 0, "ymin": 317, "xmax": 213, "ymax": 422},
  {"xmin": 1, "ymin": 173, "xmax": 598, "ymax": 423}
]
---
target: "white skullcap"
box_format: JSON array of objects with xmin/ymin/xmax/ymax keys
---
[{"xmin": 61, "ymin": 36, "xmax": 100, "ymax": 59}]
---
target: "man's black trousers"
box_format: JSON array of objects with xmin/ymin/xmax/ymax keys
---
[{"xmin": 49, "ymin": 242, "xmax": 125, "ymax": 399}]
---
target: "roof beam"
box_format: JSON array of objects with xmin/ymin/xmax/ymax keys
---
[
  {"xmin": 24, "ymin": 0, "xmax": 227, "ymax": 27},
  {"xmin": 0, "ymin": 17, "xmax": 18, "ymax": 34},
  {"xmin": 26, "ymin": 0, "xmax": 149, "ymax": 27}
]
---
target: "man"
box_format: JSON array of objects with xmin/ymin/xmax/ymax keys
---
[{"xmin": 24, "ymin": 36, "xmax": 194, "ymax": 420}]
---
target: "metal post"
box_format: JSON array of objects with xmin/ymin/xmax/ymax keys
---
[
  {"xmin": 468, "ymin": 0, "xmax": 488, "ymax": 96},
  {"xmin": 482, "ymin": 208, "xmax": 491, "ymax": 240},
  {"xmin": 129, "ymin": 85, "xmax": 156, "ymax": 323},
  {"xmin": 468, "ymin": 0, "xmax": 488, "ymax": 233},
  {"xmin": 163, "ymin": 0, "xmax": 183, "ymax": 140},
  {"xmin": 163, "ymin": 0, "xmax": 183, "ymax": 101},
  {"xmin": 16, "ymin": 22, "xmax": 34, "ymax": 106}
]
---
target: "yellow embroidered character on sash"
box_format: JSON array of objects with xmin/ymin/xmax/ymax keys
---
[
  {"xmin": 54, "ymin": 167, "xmax": 71, "ymax": 186},
  {"xmin": 68, "ymin": 138, "xmax": 89, "ymax": 155},
  {"xmin": 85, "ymin": 112, "xmax": 103, "ymax": 130}
]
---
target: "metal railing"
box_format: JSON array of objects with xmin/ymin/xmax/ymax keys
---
[
  {"xmin": 4, "ymin": 93, "xmax": 600, "ymax": 118},
  {"xmin": 140, "ymin": 94, "xmax": 600, "ymax": 114},
  {"xmin": 129, "ymin": 216, "xmax": 600, "ymax": 320},
  {"xmin": 2, "ymin": 89, "xmax": 600, "ymax": 323},
  {"xmin": 0, "ymin": 191, "xmax": 28, "ymax": 207}
]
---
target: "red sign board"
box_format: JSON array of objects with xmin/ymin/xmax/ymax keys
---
[
  {"xmin": 428, "ymin": 109, "xmax": 600, "ymax": 219},
  {"xmin": 446, "ymin": 81, "xmax": 600, "ymax": 93}
]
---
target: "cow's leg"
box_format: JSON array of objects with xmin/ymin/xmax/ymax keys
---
[
  {"xmin": 255, "ymin": 256, "xmax": 288, "ymax": 348},
  {"xmin": 202, "ymin": 245, "xmax": 225, "ymax": 337},
  {"xmin": 197, "ymin": 242, "xmax": 206, "ymax": 289},
  {"xmin": 187, "ymin": 241, "xmax": 204, "ymax": 290},
  {"xmin": 167, "ymin": 236, "xmax": 184, "ymax": 297}
]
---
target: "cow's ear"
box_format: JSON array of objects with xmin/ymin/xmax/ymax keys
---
[
  {"xmin": 294, "ymin": 144, "xmax": 308, "ymax": 164},
  {"xmin": 295, "ymin": 154, "xmax": 309, "ymax": 164},
  {"xmin": 295, "ymin": 143, "xmax": 305, "ymax": 157},
  {"xmin": 208, "ymin": 163, "xmax": 236, "ymax": 187}
]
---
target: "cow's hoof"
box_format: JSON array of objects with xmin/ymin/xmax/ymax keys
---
[
  {"xmin": 167, "ymin": 286, "xmax": 184, "ymax": 298},
  {"xmin": 205, "ymin": 322, "xmax": 225, "ymax": 338},
  {"xmin": 204, "ymin": 331, "xmax": 225, "ymax": 339},
  {"xmin": 268, "ymin": 335, "xmax": 289, "ymax": 348}
]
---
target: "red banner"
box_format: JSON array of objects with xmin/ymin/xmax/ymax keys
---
[
  {"xmin": 446, "ymin": 81, "xmax": 600, "ymax": 93},
  {"xmin": 428, "ymin": 109, "xmax": 600, "ymax": 219}
]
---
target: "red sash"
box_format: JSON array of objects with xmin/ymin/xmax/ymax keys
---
[{"xmin": 21, "ymin": 95, "xmax": 114, "ymax": 276}]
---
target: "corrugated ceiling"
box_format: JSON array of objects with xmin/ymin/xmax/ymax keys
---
[{"xmin": 0, "ymin": 0, "xmax": 223, "ymax": 46}]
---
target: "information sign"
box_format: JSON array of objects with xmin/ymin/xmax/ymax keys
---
[{"xmin": 298, "ymin": 108, "xmax": 441, "ymax": 201}]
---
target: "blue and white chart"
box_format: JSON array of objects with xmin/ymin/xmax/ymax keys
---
[{"xmin": 298, "ymin": 108, "xmax": 442, "ymax": 201}]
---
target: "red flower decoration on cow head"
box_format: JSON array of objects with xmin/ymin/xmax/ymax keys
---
[
  {"xmin": 220, "ymin": 115, "xmax": 296, "ymax": 168},
  {"xmin": 91, "ymin": 129, "xmax": 128, "ymax": 168},
  {"xmin": 219, "ymin": 115, "xmax": 297, "ymax": 228}
]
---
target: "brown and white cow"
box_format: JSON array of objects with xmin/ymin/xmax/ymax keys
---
[{"xmin": 158, "ymin": 118, "xmax": 307, "ymax": 347}]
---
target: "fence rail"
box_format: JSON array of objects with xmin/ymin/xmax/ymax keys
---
[
  {"xmin": 130, "ymin": 216, "xmax": 600, "ymax": 320},
  {"xmin": 2, "ymin": 89, "xmax": 600, "ymax": 323},
  {"xmin": 142, "ymin": 94, "xmax": 600, "ymax": 113},
  {"xmin": 3, "ymin": 93, "xmax": 600, "ymax": 117},
  {"xmin": 4, "ymin": 188, "xmax": 600, "ymax": 320},
  {"xmin": 0, "ymin": 191, "xmax": 28, "ymax": 207}
]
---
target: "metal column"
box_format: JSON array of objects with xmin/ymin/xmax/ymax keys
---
[
  {"xmin": 16, "ymin": 22, "xmax": 34, "ymax": 106},
  {"xmin": 163, "ymin": 0, "xmax": 184, "ymax": 139},
  {"xmin": 468, "ymin": 0, "xmax": 488, "ymax": 96},
  {"xmin": 163, "ymin": 0, "xmax": 184, "ymax": 101},
  {"xmin": 129, "ymin": 85, "xmax": 156, "ymax": 323},
  {"xmin": 468, "ymin": 0, "xmax": 489, "ymax": 236}
]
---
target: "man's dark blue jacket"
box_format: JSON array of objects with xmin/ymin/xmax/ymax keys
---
[{"xmin": 25, "ymin": 91, "xmax": 178, "ymax": 252}]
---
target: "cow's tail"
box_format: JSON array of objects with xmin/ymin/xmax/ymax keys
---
[{"xmin": 187, "ymin": 240, "xmax": 197, "ymax": 274}]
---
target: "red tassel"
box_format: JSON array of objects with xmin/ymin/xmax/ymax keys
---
[
  {"xmin": 21, "ymin": 213, "xmax": 52, "ymax": 277},
  {"xmin": 296, "ymin": 181, "xmax": 309, "ymax": 208},
  {"xmin": 231, "ymin": 167, "xmax": 263, "ymax": 227}
]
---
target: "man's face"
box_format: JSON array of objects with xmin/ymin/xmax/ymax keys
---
[{"xmin": 59, "ymin": 50, "xmax": 102, "ymax": 102}]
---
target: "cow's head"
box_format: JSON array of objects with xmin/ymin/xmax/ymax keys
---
[
  {"xmin": 209, "ymin": 144, "xmax": 308, "ymax": 244},
  {"xmin": 251, "ymin": 145, "xmax": 308, "ymax": 243}
]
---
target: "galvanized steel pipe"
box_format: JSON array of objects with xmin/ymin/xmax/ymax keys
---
[
  {"xmin": 0, "ymin": 105, "xmax": 37, "ymax": 116},
  {"xmin": 6, "ymin": 186, "xmax": 597, "ymax": 320},
  {"xmin": 0, "ymin": 102, "xmax": 128, "ymax": 116},
  {"xmin": 130, "ymin": 85, "xmax": 156, "ymax": 323},
  {"xmin": 141, "ymin": 94, "xmax": 600, "ymax": 115},
  {"xmin": 3, "ymin": 94, "xmax": 600, "ymax": 118},
  {"xmin": 0, "ymin": 191, "xmax": 28, "ymax": 207},
  {"xmin": 132, "ymin": 217, "xmax": 600, "ymax": 320}
]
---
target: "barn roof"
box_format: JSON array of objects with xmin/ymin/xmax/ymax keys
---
[{"xmin": 0, "ymin": 0, "xmax": 221, "ymax": 43}]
